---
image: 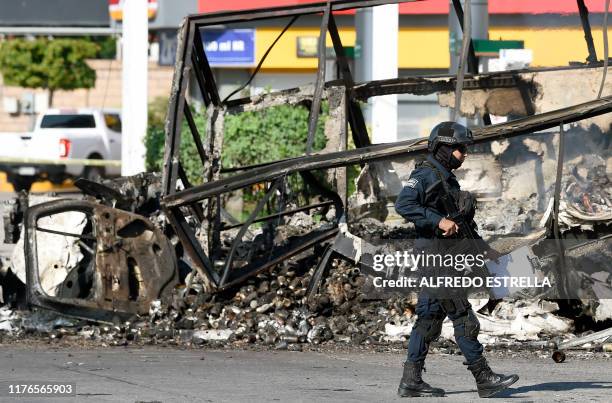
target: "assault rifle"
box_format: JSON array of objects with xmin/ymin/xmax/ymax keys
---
[{"xmin": 425, "ymin": 176, "xmax": 493, "ymax": 281}]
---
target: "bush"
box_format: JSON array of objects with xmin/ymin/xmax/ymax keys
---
[
  {"xmin": 145, "ymin": 97, "xmax": 206, "ymax": 185},
  {"xmin": 145, "ymin": 98, "xmax": 327, "ymax": 188},
  {"xmin": 222, "ymin": 103, "xmax": 327, "ymax": 168}
]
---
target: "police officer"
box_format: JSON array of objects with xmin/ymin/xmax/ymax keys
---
[{"xmin": 395, "ymin": 122, "xmax": 519, "ymax": 398}]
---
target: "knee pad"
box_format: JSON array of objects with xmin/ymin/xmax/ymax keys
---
[
  {"xmin": 453, "ymin": 310, "xmax": 480, "ymax": 339},
  {"xmin": 413, "ymin": 317, "xmax": 444, "ymax": 342}
]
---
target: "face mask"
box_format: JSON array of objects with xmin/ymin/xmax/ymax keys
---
[
  {"xmin": 449, "ymin": 153, "xmax": 463, "ymax": 169},
  {"xmin": 434, "ymin": 144, "xmax": 464, "ymax": 170}
]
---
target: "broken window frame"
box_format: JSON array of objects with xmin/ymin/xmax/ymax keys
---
[
  {"xmin": 159, "ymin": 0, "xmax": 612, "ymax": 292},
  {"xmin": 24, "ymin": 199, "xmax": 178, "ymax": 322}
]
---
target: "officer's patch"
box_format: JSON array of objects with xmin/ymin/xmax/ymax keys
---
[{"xmin": 406, "ymin": 178, "xmax": 418, "ymax": 188}]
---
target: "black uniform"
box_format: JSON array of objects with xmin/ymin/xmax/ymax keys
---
[
  {"xmin": 396, "ymin": 122, "xmax": 519, "ymax": 398},
  {"xmin": 395, "ymin": 154, "xmax": 484, "ymax": 365}
]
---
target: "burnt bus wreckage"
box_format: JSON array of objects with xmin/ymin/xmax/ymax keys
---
[{"xmin": 19, "ymin": 0, "xmax": 612, "ymax": 322}]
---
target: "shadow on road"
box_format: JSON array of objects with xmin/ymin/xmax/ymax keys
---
[
  {"xmin": 445, "ymin": 381, "xmax": 612, "ymax": 398},
  {"xmin": 496, "ymin": 381, "xmax": 612, "ymax": 397}
]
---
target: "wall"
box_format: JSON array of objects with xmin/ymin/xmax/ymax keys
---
[
  {"xmin": 0, "ymin": 59, "xmax": 174, "ymax": 133},
  {"xmin": 252, "ymin": 26, "xmax": 612, "ymax": 70}
]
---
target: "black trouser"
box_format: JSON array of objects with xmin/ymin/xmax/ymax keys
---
[{"xmin": 407, "ymin": 292, "xmax": 483, "ymax": 365}]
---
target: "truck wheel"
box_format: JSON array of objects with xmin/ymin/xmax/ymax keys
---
[{"xmin": 82, "ymin": 166, "xmax": 105, "ymax": 183}]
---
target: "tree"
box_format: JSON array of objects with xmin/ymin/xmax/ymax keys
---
[{"xmin": 0, "ymin": 38, "xmax": 98, "ymax": 106}]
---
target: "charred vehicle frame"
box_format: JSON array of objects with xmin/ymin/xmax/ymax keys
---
[{"xmin": 20, "ymin": 0, "xmax": 611, "ymax": 321}]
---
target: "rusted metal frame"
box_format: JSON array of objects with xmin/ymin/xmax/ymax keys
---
[
  {"xmin": 183, "ymin": 103, "xmax": 207, "ymax": 166},
  {"xmin": 328, "ymin": 14, "xmax": 353, "ymax": 86},
  {"xmin": 187, "ymin": 0, "xmax": 414, "ymax": 27},
  {"xmin": 177, "ymin": 161, "xmax": 192, "ymax": 188},
  {"xmin": 328, "ymin": 13, "xmax": 370, "ymax": 147},
  {"xmin": 306, "ymin": 244, "xmax": 334, "ymax": 299},
  {"xmin": 25, "ymin": 199, "xmax": 178, "ymax": 322},
  {"xmin": 352, "ymin": 74, "xmax": 523, "ymax": 100},
  {"xmin": 162, "ymin": 20, "xmax": 196, "ymax": 197},
  {"xmin": 223, "ymin": 65, "xmax": 599, "ymax": 110},
  {"xmin": 165, "ymin": 206, "xmax": 219, "ymax": 286},
  {"xmin": 200, "ymin": 106, "xmax": 225, "ymax": 260},
  {"xmin": 306, "ymin": 2, "xmax": 332, "ymax": 155},
  {"xmin": 221, "ymin": 158, "xmax": 294, "ymax": 173},
  {"xmin": 221, "ymin": 200, "xmax": 334, "ymax": 231},
  {"xmin": 219, "ymin": 180, "xmax": 281, "ymax": 287},
  {"xmin": 224, "ymin": 84, "xmax": 317, "ymax": 110},
  {"xmin": 321, "ymin": 85, "xmax": 349, "ymax": 208},
  {"xmin": 161, "ymin": 96, "xmax": 612, "ymax": 208},
  {"xmin": 25, "ymin": 201, "xmax": 102, "ymax": 320},
  {"xmin": 517, "ymin": 80, "xmax": 536, "ymax": 116},
  {"xmin": 192, "ymin": 28, "xmax": 221, "ymax": 106},
  {"xmin": 220, "ymin": 228, "xmax": 339, "ymax": 290},
  {"xmin": 222, "ymin": 16, "xmax": 299, "ymax": 104},
  {"xmin": 300, "ymin": 171, "xmax": 344, "ymax": 219},
  {"xmin": 552, "ymin": 123, "xmax": 569, "ymax": 296},
  {"xmin": 225, "ymin": 85, "xmax": 324, "ymax": 116},
  {"xmin": 346, "ymin": 96, "xmax": 370, "ymax": 147},
  {"xmin": 34, "ymin": 226, "xmax": 95, "ymax": 241},
  {"xmin": 191, "ymin": 52, "xmax": 211, "ymax": 106},
  {"xmin": 451, "ymin": 0, "xmax": 478, "ymax": 74},
  {"xmin": 577, "ymin": 0, "xmax": 598, "ymax": 63},
  {"xmin": 213, "ymin": 194, "xmax": 222, "ymax": 260},
  {"xmin": 177, "ymin": 163, "xmax": 205, "ymax": 222},
  {"xmin": 163, "ymin": 138, "xmax": 423, "ymax": 207}
]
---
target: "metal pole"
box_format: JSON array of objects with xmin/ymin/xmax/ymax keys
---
[
  {"xmin": 121, "ymin": 0, "xmax": 149, "ymax": 176},
  {"xmin": 449, "ymin": 0, "xmax": 488, "ymax": 74},
  {"xmin": 576, "ymin": 0, "xmax": 598, "ymax": 63},
  {"xmin": 552, "ymin": 123, "xmax": 568, "ymax": 297},
  {"xmin": 453, "ymin": 0, "xmax": 471, "ymax": 121},
  {"xmin": 355, "ymin": 4, "xmax": 398, "ymax": 143}
]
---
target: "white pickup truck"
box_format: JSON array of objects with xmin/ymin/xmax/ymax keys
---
[{"xmin": 0, "ymin": 108, "xmax": 122, "ymax": 191}]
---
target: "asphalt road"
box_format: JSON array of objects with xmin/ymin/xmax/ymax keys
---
[{"xmin": 0, "ymin": 346, "xmax": 610, "ymax": 402}]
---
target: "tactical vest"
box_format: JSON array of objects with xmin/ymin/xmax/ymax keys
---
[{"xmin": 419, "ymin": 160, "xmax": 477, "ymax": 226}]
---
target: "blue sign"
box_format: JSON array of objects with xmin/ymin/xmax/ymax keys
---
[{"xmin": 200, "ymin": 29, "xmax": 255, "ymax": 67}]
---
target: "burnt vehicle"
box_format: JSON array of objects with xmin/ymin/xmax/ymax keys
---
[{"xmin": 19, "ymin": 0, "xmax": 611, "ymax": 322}]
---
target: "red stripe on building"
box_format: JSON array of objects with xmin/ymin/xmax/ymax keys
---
[{"xmin": 198, "ymin": 0, "xmax": 608, "ymax": 15}]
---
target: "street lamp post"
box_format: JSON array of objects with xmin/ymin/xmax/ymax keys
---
[{"xmin": 121, "ymin": 0, "xmax": 149, "ymax": 176}]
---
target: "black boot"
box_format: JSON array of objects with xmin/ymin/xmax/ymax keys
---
[
  {"xmin": 467, "ymin": 357, "xmax": 519, "ymax": 398},
  {"xmin": 398, "ymin": 361, "xmax": 445, "ymax": 397}
]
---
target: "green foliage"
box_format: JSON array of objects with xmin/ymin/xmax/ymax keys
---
[
  {"xmin": 145, "ymin": 98, "xmax": 329, "ymax": 190},
  {"xmin": 148, "ymin": 96, "xmax": 170, "ymax": 129},
  {"xmin": 0, "ymin": 38, "xmax": 98, "ymax": 97},
  {"xmin": 90, "ymin": 36, "xmax": 117, "ymax": 59},
  {"xmin": 222, "ymin": 103, "xmax": 327, "ymax": 169},
  {"xmin": 144, "ymin": 125, "xmax": 166, "ymax": 174},
  {"xmin": 144, "ymin": 97, "xmax": 207, "ymax": 186},
  {"xmin": 223, "ymin": 103, "xmax": 328, "ymax": 202}
]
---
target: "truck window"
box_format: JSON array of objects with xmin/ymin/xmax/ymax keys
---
[
  {"xmin": 40, "ymin": 114, "xmax": 96, "ymax": 129},
  {"xmin": 104, "ymin": 113, "xmax": 122, "ymax": 133}
]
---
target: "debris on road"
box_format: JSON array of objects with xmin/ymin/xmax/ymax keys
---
[{"xmin": 0, "ymin": 0, "xmax": 609, "ymax": 366}]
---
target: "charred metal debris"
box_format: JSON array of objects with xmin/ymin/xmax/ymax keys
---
[{"xmin": 0, "ymin": 1, "xmax": 610, "ymax": 355}]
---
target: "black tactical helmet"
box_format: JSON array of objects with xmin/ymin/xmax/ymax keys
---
[{"xmin": 427, "ymin": 121, "xmax": 474, "ymax": 153}]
